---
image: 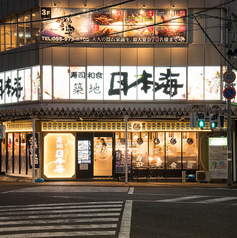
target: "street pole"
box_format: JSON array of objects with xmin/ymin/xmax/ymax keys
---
[
  {"xmin": 227, "ymin": 7, "xmax": 232, "ymax": 186},
  {"xmin": 32, "ymin": 118, "xmax": 35, "ymax": 184},
  {"xmin": 125, "ymin": 116, "xmax": 128, "ymax": 184}
]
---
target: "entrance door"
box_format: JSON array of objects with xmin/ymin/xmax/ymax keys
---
[{"xmin": 94, "ymin": 135, "xmax": 113, "ymax": 176}]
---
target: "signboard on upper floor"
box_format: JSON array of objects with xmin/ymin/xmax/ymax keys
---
[{"xmin": 40, "ymin": 7, "xmax": 187, "ymax": 43}]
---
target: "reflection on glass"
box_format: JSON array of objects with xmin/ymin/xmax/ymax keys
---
[
  {"xmin": 94, "ymin": 137, "xmax": 112, "ymax": 176},
  {"xmin": 205, "ymin": 66, "xmax": 221, "ymax": 100},
  {"xmin": 78, "ymin": 140, "xmax": 91, "ymax": 164},
  {"xmin": 18, "ymin": 14, "xmax": 24, "ymax": 46},
  {"xmin": 7, "ymin": 133, "xmax": 13, "ymax": 173},
  {"xmin": 43, "ymin": 66, "xmax": 52, "ymax": 99},
  {"xmin": 32, "ymin": 10, "xmax": 40, "ymax": 44},
  {"xmin": 148, "ymin": 132, "xmax": 164, "ymax": 168},
  {"xmin": 53, "ymin": 66, "xmax": 69, "ymax": 99},
  {"xmin": 188, "ymin": 66, "xmax": 204, "ymax": 100},
  {"xmin": 24, "ymin": 12, "xmax": 31, "ymax": 45},
  {"xmin": 1, "ymin": 138, "xmax": 6, "ymax": 173},
  {"xmin": 20, "ymin": 133, "xmax": 26, "ymax": 175},
  {"xmin": 0, "ymin": 24, "xmax": 4, "ymax": 51},
  {"xmin": 5, "ymin": 19, "xmax": 11, "ymax": 50},
  {"xmin": 11, "ymin": 17, "xmax": 17, "ymax": 49},
  {"xmin": 182, "ymin": 132, "xmax": 198, "ymax": 169},
  {"xmin": 131, "ymin": 132, "xmax": 148, "ymax": 168},
  {"xmin": 166, "ymin": 132, "xmax": 181, "ymax": 169},
  {"xmin": 14, "ymin": 133, "xmax": 19, "ymax": 174},
  {"xmin": 32, "ymin": 66, "xmax": 41, "ymax": 101}
]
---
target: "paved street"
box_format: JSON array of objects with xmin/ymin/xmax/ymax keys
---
[{"xmin": 0, "ymin": 183, "xmax": 237, "ymax": 237}]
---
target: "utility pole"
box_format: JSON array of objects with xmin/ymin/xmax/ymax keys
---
[{"xmin": 227, "ymin": 7, "xmax": 232, "ymax": 186}]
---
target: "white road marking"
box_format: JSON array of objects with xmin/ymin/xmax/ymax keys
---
[
  {"xmin": 119, "ymin": 200, "xmax": 133, "ymax": 238},
  {"xmin": 0, "ymin": 224, "xmax": 117, "ymax": 232},
  {"xmin": 0, "ymin": 231, "xmax": 116, "ymax": 237},
  {"xmin": 0, "ymin": 217, "xmax": 119, "ymax": 225},
  {"xmin": 0, "ymin": 204, "xmax": 122, "ymax": 212},
  {"xmin": 0, "ymin": 207, "xmax": 122, "ymax": 216},
  {"xmin": 0, "ymin": 212, "xmax": 121, "ymax": 221},
  {"xmin": 8, "ymin": 186, "xmax": 129, "ymax": 193},
  {"xmin": 193, "ymin": 197, "xmax": 237, "ymax": 204},
  {"xmin": 157, "ymin": 195, "xmax": 208, "ymax": 202},
  {"xmin": 128, "ymin": 187, "xmax": 134, "ymax": 194},
  {"xmin": 0, "ymin": 201, "xmax": 123, "ymax": 209}
]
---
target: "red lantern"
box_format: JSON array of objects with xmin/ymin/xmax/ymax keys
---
[
  {"xmin": 147, "ymin": 10, "xmax": 154, "ymax": 17},
  {"xmin": 179, "ymin": 10, "xmax": 186, "ymax": 17},
  {"xmin": 116, "ymin": 10, "xmax": 121, "ymax": 17},
  {"xmin": 93, "ymin": 24, "xmax": 99, "ymax": 31},
  {"xmin": 179, "ymin": 25, "xmax": 186, "ymax": 32},
  {"xmin": 148, "ymin": 26, "xmax": 154, "ymax": 32}
]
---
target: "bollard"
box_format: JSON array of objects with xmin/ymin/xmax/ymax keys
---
[{"xmin": 182, "ymin": 171, "xmax": 186, "ymax": 183}]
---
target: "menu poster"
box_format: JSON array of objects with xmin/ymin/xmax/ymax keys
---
[
  {"xmin": 208, "ymin": 137, "xmax": 227, "ymax": 179},
  {"xmin": 115, "ymin": 150, "xmax": 131, "ymax": 174},
  {"xmin": 78, "ymin": 140, "xmax": 91, "ymax": 164},
  {"xmin": 41, "ymin": 8, "xmax": 187, "ymax": 43}
]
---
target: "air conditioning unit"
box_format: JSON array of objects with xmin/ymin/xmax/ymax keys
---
[{"xmin": 196, "ymin": 171, "xmax": 211, "ymax": 183}]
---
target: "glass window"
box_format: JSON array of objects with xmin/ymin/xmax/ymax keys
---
[
  {"xmin": 18, "ymin": 14, "xmax": 24, "ymax": 46},
  {"xmin": 104, "ymin": 66, "xmax": 120, "ymax": 100},
  {"xmin": 0, "ymin": 72, "xmax": 4, "ymax": 104},
  {"xmin": 32, "ymin": 9, "xmax": 40, "ymax": 44},
  {"xmin": 7, "ymin": 133, "xmax": 13, "ymax": 173},
  {"xmin": 18, "ymin": 69, "xmax": 25, "ymax": 101},
  {"xmin": 43, "ymin": 66, "xmax": 52, "ymax": 99},
  {"xmin": 5, "ymin": 71, "xmax": 11, "ymax": 103},
  {"xmin": 14, "ymin": 133, "xmax": 19, "ymax": 174},
  {"xmin": 188, "ymin": 66, "xmax": 204, "ymax": 100},
  {"xmin": 137, "ymin": 66, "xmax": 153, "ymax": 100},
  {"xmin": 20, "ymin": 133, "xmax": 27, "ymax": 175},
  {"xmin": 11, "ymin": 70, "xmax": 18, "ymax": 103},
  {"xmin": 70, "ymin": 66, "xmax": 86, "ymax": 99},
  {"xmin": 131, "ymin": 132, "xmax": 149, "ymax": 168},
  {"xmin": 53, "ymin": 66, "xmax": 69, "ymax": 99},
  {"xmin": 0, "ymin": 23, "xmax": 4, "ymax": 52},
  {"xmin": 121, "ymin": 66, "xmax": 137, "ymax": 100},
  {"xmin": 11, "ymin": 17, "xmax": 17, "ymax": 49},
  {"xmin": 32, "ymin": 66, "xmax": 41, "ymax": 100},
  {"xmin": 166, "ymin": 132, "xmax": 181, "ymax": 169},
  {"xmin": 24, "ymin": 68, "xmax": 31, "ymax": 100},
  {"xmin": 1, "ymin": 138, "xmax": 7, "ymax": 173},
  {"xmin": 87, "ymin": 66, "xmax": 103, "ymax": 100},
  {"xmin": 24, "ymin": 12, "xmax": 31, "ymax": 45},
  {"xmin": 182, "ymin": 132, "xmax": 198, "ymax": 170},
  {"xmin": 5, "ymin": 18, "xmax": 11, "ymax": 51},
  {"xmin": 204, "ymin": 66, "xmax": 221, "ymax": 100},
  {"xmin": 148, "ymin": 132, "xmax": 165, "ymax": 168}
]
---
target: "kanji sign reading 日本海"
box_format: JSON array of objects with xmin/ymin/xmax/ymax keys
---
[{"xmin": 40, "ymin": 8, "xmax": 187, "ymax": 43}]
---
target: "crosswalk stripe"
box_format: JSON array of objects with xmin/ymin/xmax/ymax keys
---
[
  {"xmin": 0, "ymin": 217, "xmax": 119, "ymax": 225},
  {"xmin": 0, "ymin": 231, "xmax": 116, "ymax": 237},
  {"xmin": 0, "ymin": 204, "xmax": 122, "ymax": 212},
  {"xmin": 0, "ymin": 208, "xmax": 122, "ymax": 216},
  {"xmin": 157, "ymin": 195, "xmax": 208, "ymax": 202},
  {"xmin": 0, "ymin": 224, "xmax": 117, "ymax": 232},
  {"xmin": 0, "ymin": 212, "xmax": 121, "ymax": 221},
  {"xmin": 193, "ymin": 197, "xmax": 237, "ymax": 204},
  {"xmin": 0, "ymin": 201, "xmax": 123, "ymax": 209}
]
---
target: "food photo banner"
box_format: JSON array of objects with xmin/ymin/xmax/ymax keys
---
[{"xmin": 40, "ymin": 7, "xmax": 187, "ymax": 43}]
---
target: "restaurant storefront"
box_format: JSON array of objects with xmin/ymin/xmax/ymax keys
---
[{"xmin": 1, "ymin": 119, "xmax": 214, "ymax": 180}]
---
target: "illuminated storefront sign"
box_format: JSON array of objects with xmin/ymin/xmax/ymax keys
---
[
  {"xmin": 40, "ymin": 8, "xmax": 187, "ymax": 43},
  {"xmin": 44, "ymin": 133, "xmax": 75, "ymax": 178},
  {"xmin": 0, "ymin": 65, "xmax": 222, "ymax": 103},
  {"xmin": 27, "ymin": 133, "xmax": 40, "ymax": 169}
]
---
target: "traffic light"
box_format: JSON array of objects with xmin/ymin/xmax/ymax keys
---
[
  {"xmin": 227, "ymin": 49, "xmax": 237, "ymax": 58},
  {"xmin": 197, "ymin": 112, "xmax": 205, "ymax": 128},
  {"xmin": 209, "ymin": 114, "xmax": 218, "ymax": 129},
  {"xmin": 218, "ymin": 115, "xmax": 225, "ymax": 129}
]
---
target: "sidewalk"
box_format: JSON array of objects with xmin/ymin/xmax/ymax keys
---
[{"xmin": 0, "ymin": 174, "xmax": 236, "ymax": 188}]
